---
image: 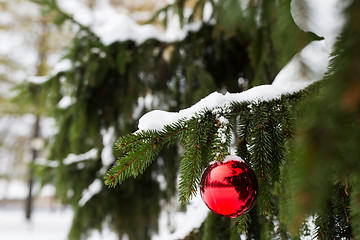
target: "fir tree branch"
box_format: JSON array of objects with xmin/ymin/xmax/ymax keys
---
[
  {"xmin": 178, "ymin": 118, "xmax": 206, "ymax": 203},
  {"xmin": 350, "ymin": 176, "xmax": 360, "ymax": 239},
  {"xmin": 236, "ymin": 213, "xmax": 250, "ymax": 235},
  {"xmin": 105, "ymin": 124, "xmax": 188, "ymax": 187},
  {"xmin": 266, "ymin": 103, "xmax": 285, "ymax": 183},
  {"xmin": 106, "ymin": 85, "xmax": 320, "ymax": 194},
  {"xmin": 31, "ymin": 0, "xmax": 95, "ymax": 34},
  {"xmin": 108, "ymin": 145, "xmax": 152, "ymax": 184},
  {"xmin": 211, "ymin": 108, "xmax": 232, "ymax": 161},
  {"xmin": 236, "ymin": 106, "xmax": 251, "ymax": 160},
  {"xmin": 179, "ymin": 140, "xmax": 202, "ymax": 203},
  {"xmin": 248, "ymin": 101, "xmax": 274, "ymax": 215}
]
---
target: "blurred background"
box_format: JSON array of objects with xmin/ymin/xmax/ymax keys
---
[
  {"xmin": 1, "ymin": 1, "xmax": 167, "ymax": 239},
  {"xmin": 0, "ymin": 0, "xmax": 347, "ymax": 239}
]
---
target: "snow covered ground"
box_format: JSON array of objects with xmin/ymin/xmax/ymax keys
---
[
  {"xmin": 0, "ymin": 208, "xmax": 72, "ymax": 240},
  {"xmin": 0, "ymin": 180, "xmax": 71, "ymax": 240},
  {"xmin": 0, "ymin": 178, "xmax": 209, "ymax": 240},
  {"xmin": 0, "ymin": 198, "xmax": 208, "ymax": 240}
]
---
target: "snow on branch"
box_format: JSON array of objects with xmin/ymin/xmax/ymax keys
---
[
  {"xmin": 138, "ymin": 40, "xmax": 329, "ymax": 132},
  {"xmin": 138, "ymin": 85, "xmax": 284, "ymax": 131},
  {"xmin": 63, "ymin": 148, "xmax": 98, "ymax": 165},
  {"xmin": 105, "ymin": 37, "xmax": 330, "ymax": 189},
  {"xmin": 56, "ymin": 0, "xmax": 202, "ymax": 45}
]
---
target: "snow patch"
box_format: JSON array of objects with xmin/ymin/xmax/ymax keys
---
[
  {"xmin": 138, "ymin": 85, "xmax": 286, "ymax": 131},
  {"xmin": 101, "ymin": 127, "xmax": 116, "ymax": 167},
  {"xmin": 153, "ymin": 194, "xmax": 209, "ymax": 240},
  {"xmin": 57, "ymin": 96, "xmax": 74, "ymax": 109},
  {"xmin": 0, "ymin": 208, "xmax": 72, "ymax": 240},
  {"xmin": 63, "ymin": 148, "xmax": 98, "ymax": 165},
  {"xmin": 27, "ymin": 76, "xmax": 49, "ymax": 84},
  {"xmin": 57, "ymin": 0, "xmax": 94, "ymax": 26},
  {"xmin": 291, "ymin": 0, "xmax": 347, "ymax": 51},
  {"xmin": 57, "ymin": 0, "xmax": 203, "ymax": 45},
  {"xmin": 272, "ymin": 40, "xmax": 329, "ymax": 93},
  {"xmin": 92, "ymin": 5, "xmax": 160, "ymax": 45},
  {"xmin": 0, "ymin": 179, "xmax": 28, "ymax": 200},
  {"xmin": 51, "ymin": 59, "xmax": 72, "ymax": 75},
  {"xmin": 79, "ymin": 179, "xmax": 102, "ymax": 206}
]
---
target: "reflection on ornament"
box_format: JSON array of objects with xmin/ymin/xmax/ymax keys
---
[{"xmin": 200, "ymin": 156, "xmax": 258, "ymax": 218}]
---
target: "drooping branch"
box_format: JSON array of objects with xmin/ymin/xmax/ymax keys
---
[
  {"xmin": 106, "ymin": 83, "xmax": 320, "ymax": 207},
  {"xmin": 105, "ymin": 124, "xmax": 188, "ymax": 186}
]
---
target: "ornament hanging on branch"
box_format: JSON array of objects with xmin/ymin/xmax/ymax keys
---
[{"xmin": 200, "ymin": 155, "xmax": 258, "ymax": 218}]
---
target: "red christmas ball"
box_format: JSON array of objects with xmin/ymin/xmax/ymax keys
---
[{"xmin": 200, "ymin": 156, "xmax": 258, "ymax": 218}]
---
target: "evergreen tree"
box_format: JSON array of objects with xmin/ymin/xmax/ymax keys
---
[{"xmin": 19, "ymin": 0, "xmax": 359, "ymax": 239}]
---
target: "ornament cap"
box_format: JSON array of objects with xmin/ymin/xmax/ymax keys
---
[
  {"xmin": 209, "ymin": 155, "xmax": 245, "ymax": 165},
  {"xmin": 223, "ymin": 155, "xmax": 245, "ymax": 163}
]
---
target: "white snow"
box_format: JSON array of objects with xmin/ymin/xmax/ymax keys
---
[
  {"xmin": 138, "ymin": 84, "xmax": 296, "ymax": 131},
  {"xmin": 51, "ymin": 59, "xmax": 72, "ymax": 75},
  {"xmin": 91, "ymin": 4, "xmax": 160, "ymax": 45},
  {"xmin": 28, "ymin": 59, "xmax": 72, "ymax": 85},
  {"xmin": 57, "ymin": 95, "xmax": 74, "ymax": 109},
  {"xmin": 27, "ymin": 76, "xmax": 49, "ymax": 84},
  {"xmin": 78, "ymin": 179, "xmax": 102, "ymax": 206},
  {"xmin": 0, "ymin": 180, "xmax": 29, "ymax": 200},
  {"xmin": 132, "ymin": 93, "xmax": 157, "ymax": 121},
  {"xmin": 101, "ymin": 127, "xmax": 116, "ymax": 167},
  {"xmin": 58, "ymin": 0, "xmax": 94, "ymax": 26},
  {"xmin": 138, "ymin": 110, "xmax": 180, "ymax": 131},
  {"xmin": 272, "ymin": 40, "xmax": 329, "ymax": 93},
  {"xmin": 291, "ymin": 0, "xmax": 347, "ymax": 50},
  {"xmin": 63, "ymin": 148, "xmax": 98, "ymax": 165},
  {"xmin": 0, "ymin": 180, "xmax": 56, "ymax": 201},
  {"xmin": 153, "ymin": 195, "xmax": 209, "ymax": 240},
  {"xmin": 0, "ymin": 208, "xmax": 73, "ymax": 240},
  {"xmin": 56, "ymin": 0, "xmax": 202, "ymax": 45},
  {"xmin": 202, "ymin": 2, "xmax": 213, "ymax": 22}
]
